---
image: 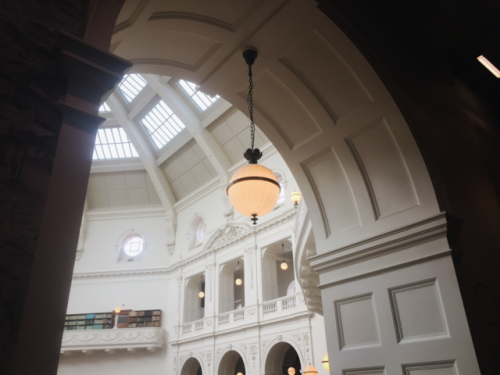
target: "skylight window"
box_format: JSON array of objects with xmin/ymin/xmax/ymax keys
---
[
  {"xmin": 141, "ymin": 100, "xmax": 186, "ymax": 149},
  {"xmin": 179, "ymin": 79, "xmax": 220, "ymax": 111},
  {"xmin": 99, "ymin": 102, "xmax": 111, "ymax": 112},
  {"xmin": 118, "ymin": 74, "xmax": 147, "ymax": 102},
  {"xmin": 93, "ymin": 127, "xmax": 139, "ymax": 160}
]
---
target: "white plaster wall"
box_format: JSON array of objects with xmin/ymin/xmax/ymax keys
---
[{"xmin": 60, "ymin": 147, "xmax": 328, "ymax": 375}]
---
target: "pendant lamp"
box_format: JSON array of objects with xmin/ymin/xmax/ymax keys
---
[
  {"xmin": 280, "ymin": 244, "xmax": 288, "ymax": 271},
  {"xmin": 199, "ymin": 275, "xmax": 205, "ymax": 298},
  {"xmin": 226, "ymin": 48, "xmax": 280, "ymax": 225},
  {"xmin": 235, "ymin": 261, "xmax": 243, "ymax": 286}
]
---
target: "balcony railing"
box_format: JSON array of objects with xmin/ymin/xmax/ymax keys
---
[
  {"xmin": 218, "ymin": 312, "xmax": 230, "ymax": 325},
  {"xmin": 262, "ymin": 294, "xmax": 301, "ymax": 317},
  {"xmin": 195, "ymin": 320, "xmax": 204, "ymax": 331}
]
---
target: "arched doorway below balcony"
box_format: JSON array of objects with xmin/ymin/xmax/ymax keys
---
[
  {"xmin": 181, "ymin": 357, "xmax": 202, "ymax": 375},
  {"xmin": 265, "ymin": 342, "xmax": 302, "ymax": 375},
  {"xmin": 218, "ymin": 350, "xmax": 246, "ymax": 375}
]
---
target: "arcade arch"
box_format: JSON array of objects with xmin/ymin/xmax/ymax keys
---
[
  {"xmin": 264, "ymin": 342, "xmax": 302, "ymax": 375},
  {"xmin": 181, "ymin": 357, "xmax": 203, "ymax": 375},
  {"xmin": 81, "ymin": 0, "xmax": 480, "ymax": 373},
  {"xmin": 217, "ymin": 349, "xmax": 247, "ymax": 375}
]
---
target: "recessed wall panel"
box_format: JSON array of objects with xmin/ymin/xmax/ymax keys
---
[
  {"xmin": 282, "ymin": 31, "xmax": 372, "ymax": 121},
  {"xmin": 403, "ymin": 361, "xmax": 456, "ymax": 375},
  {"xmin": 389, "ymin": 279, "xmax": 448, "ymax": 342},
  {"xmin": 252, "ymin": 70, "xmax": 322, "ymax": 149},
  {"xmin": 344, "ymin": 367, "xmax": 385, "ymax": 375},
  {"xmin": 302, "ymin": 148, "xmax": 360, "ymax": 237},
  {"xmin": 346, "ymin": 119, "xmax": 417, "ymax": 219},
  {"xmin": 335, "ymin": 294, "xmax": 380, "ymax": 350}
]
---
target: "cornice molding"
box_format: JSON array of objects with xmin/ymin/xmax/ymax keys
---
[
  {"xmin": 173, "ymin": 177, "xmax": 221, "ymax": 212},
  {"xmin": 61, "ymin": 327, "xmax": 163, "ymax": 353},
  {"xmin": 86, "ymin": 206, "xmax": 165, "ymax": 221},
  {"xmin": 309, "ymin": 212, "xmax": 450, "ymax": 274},
  {"xmin": 73, "ymin": 209, "xmax": 296, "ymax": 280}
]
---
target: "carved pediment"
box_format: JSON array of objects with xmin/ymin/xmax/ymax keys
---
[{"xmin": 204, "ymin": 223, "xmax": 251, "ymax": 252}]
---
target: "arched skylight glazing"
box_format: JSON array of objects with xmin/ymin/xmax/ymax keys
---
[
  {"xmin": 141, "ymin": 100, "xmax": 186, "ymax": 149},
  {"xmin": 99, "ymin": 102, "xmax": 111, "ymax": 112},
  {"xmin": 179, "ymin": 80, "xmax": 220, "ymax": 111},
  {"xmin": 118, "ymin": 74, "xmax": 147, "ymax": 103},
  {"xmin": 93, "ymin": 127, "xmax": 139, "ymax": 160}
]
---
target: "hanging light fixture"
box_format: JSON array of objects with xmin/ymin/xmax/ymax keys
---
[
  {"xmin": 235, "ymin": 261, "xmax": 243, "ymax": 286},
  {"xmin": 199, "ymin": 275, "xmax": 205, "ymax": 298},
  {"xmin": 288, "ymin": 368, "xmax": 296, "ymax": 375},
  {"xmin": 280, "ymin": 243, "xmax": 288, "ymax": 271},
  {"xmin": 322, "ymin": 353, "xmax": 329, "ymax": 372},
  {"xmin": 114, "ymin": 307, "xmax": 121, "ymax": 314},
  {"xmin": 290, "ymin": 191, "xmax": 302, "ymax": 207},
  {"xmin": 226, "ymin": 48, "xmax": 280, "ymax": 225}
]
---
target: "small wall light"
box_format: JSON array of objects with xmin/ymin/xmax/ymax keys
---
[
  {"xmin": 290, "ymin": 191, "xmax": 301, "ymax": 207},
  {"xmin": 288, "ymin": 367, "xmax": 296, "ymax": 375},
  {"xmin": 304, "ymin": 365, "xmax": 318, "ymax": 375},
  {"xmin": 322, "ymin": 353, "xmax": 329, "ymax": 372},
  {"xmin": 198, "ymin": 291, "xmax": 205, "ymax": 298}
]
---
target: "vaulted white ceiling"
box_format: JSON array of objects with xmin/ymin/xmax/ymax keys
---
[{"xmin": 89, "ymin": 74, "xmax": 270, "ymax": 210}]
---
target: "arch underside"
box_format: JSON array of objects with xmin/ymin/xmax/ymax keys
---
[
  {"xmin": 109, "ymin": 0, "xmax": 439, "ymax": 256},
  {"xmin": 181, "ymin": 357, "xmax": 203, "ymax": 375}
]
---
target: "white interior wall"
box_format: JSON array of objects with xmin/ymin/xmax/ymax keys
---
[{"xmin": 60, "ymin": 144, "xmax": 327, "ymax": 375}]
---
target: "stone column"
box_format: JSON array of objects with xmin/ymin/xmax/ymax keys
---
[
  {"xmin": 9, "ymin": 34, "xmax": 131, "ymax": 375},
  {"xmin": 244, "ymin": 245, "xmax": 259, "ymax": 321}
]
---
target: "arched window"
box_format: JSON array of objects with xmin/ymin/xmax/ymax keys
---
[
  {"xmin": 116, "ymin": 229, "xmax": 147, "ymax": 263},
  {"xmin": 123, "ymin": 236, "xmax": 144, "ymax": 257},
  {"xmin": 273, "ymin": 171, "xmax": 287, "ymax": 208},
  {"xmin": 187, "ymin": 214, "xmax": 205, "ymax": 251}
]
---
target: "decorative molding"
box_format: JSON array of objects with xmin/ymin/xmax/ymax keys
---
[
  {"xmin": 130, "ymin": 42, "xmax": 221, "ymax": 73},
  {"xmin": 402, "ymin": 360, "xmax": 456, "ymax": 375},
  {"xmin": 86, "ymin": 206, "xmax": 165, "ymax": 221},
  {"xmin": 113, "ymin": 0, "xmax": 150, "ymax": 35},
  {"xmin": 73, "ymin": 209, "xmax": 296, "ymax": 280},
  {"xmin": 279, "ymin": 58, "xmax": 338, "ymax": 124},
  {"xmin": 148, "ymin": 11, "xmax": 234, "ymax": 32},
  {"xmin": 73, "ymin": 267, "xmax": 171, "ymax": 279},
  {"xmin": 173, "ymin": 177, "xmax": 220, "ymax": 212},
  {"xmin": 148, "ymin": 0, "xmax": 266, "ymax": 32},
  {"xmin": 309, "ymin": 212, "xmax": 450, "ymax": 275},
  {"xmin": 61, "ymin": 327, "xmax": 164, "ymax": 353}
]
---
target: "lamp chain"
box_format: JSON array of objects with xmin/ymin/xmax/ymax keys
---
[{"xmin": 247, "ymin": 64, "xmax": 255, "ymax": 151}]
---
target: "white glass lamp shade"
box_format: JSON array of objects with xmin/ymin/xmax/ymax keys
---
[
  {"xmin": 114, "ymin": 307, "xmax": 121, "ymax": 313},
  {"xmin": 304, "ymin": 366, "xmax": 318, "ymax": 375},
  {"xmin": 281, "ymin": 260, "xmax": 288, "ymax": 271},
  {"xmin": 288, "ymin": 367, "xmax": 296, "ymax": 375},
  {"xmin": 198, "ymin": 291, "xmax": 205, "ymax": 298},
  {"xmin": 227, "ymin": 164, "xmax": 280, "ymax": 219},
  {"xmin": 235, "ymin": 278, "xmax": 243, "ymax": 286},
  {"xmin": 322, "ymin": 353, "xmax": 329, "ymax": 372},
  {"xmin": 237, "ymin": 372, "xmax": 244, "ymax": 375},
  {"xmin": 290, "ymin": 190, "xmax": 302, "ymax": 204}
]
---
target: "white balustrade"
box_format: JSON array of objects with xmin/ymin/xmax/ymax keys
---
[
  {"xmin": 281, "ymin": 295, "xmax": 296, "ymax": 310},
  {"xmin": 218, "ymin": 313, "xmax": 230, "ymax": 325},
  {"xmin": 195, "ymin": 320, "xmax": 204, "ymax": 331},
  {"xmin": 234, "ymin": 309, "xmax": 245, "ymax": 321},
  {"xmin": 263, "ymin": 294, "xmax": 301, "ymax": 316},
  {"xmin": 182, "ymin": 323, "xmax": 192, "ymax": 334},
  {"xmin": 263, "ymin": 300, "xmax": 277, "ymax": 315}
]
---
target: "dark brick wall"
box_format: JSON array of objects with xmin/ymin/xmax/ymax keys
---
[{"xmin": 0, "ymin": 1, "xmax": 86, "ymax": 373}]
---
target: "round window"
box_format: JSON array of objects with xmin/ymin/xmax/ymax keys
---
[{"xmin": 123, "ymin": 236, "xmax": 144, "ymax": 256}]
